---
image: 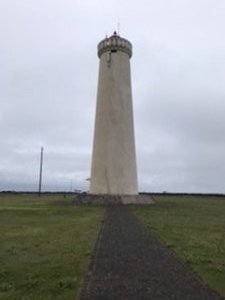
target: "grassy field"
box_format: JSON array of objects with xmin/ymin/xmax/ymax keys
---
[
  {"xmin": 0, "ymin": 194, "xmax": 104, "ymax": 300},
  {"xmin": 1, "ymin": 193, "xmax": 224, "ymax": 299},
  {"xmin": 132, "ymin": 195, "xmax": 225, "ymax": 296}
]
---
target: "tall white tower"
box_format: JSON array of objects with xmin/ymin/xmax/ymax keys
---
[{"xmin": 90, "ymin": 32, "xmax": 138, "ymax": 195}]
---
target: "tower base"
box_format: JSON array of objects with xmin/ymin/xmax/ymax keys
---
[{"xmin": 73, "ymin": 194, "xmax": 155, "ymax": 205}]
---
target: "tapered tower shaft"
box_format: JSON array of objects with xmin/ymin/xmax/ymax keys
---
[{"xmin": 90, "ymin": 32, "xmax": 138, "ymax": 195}]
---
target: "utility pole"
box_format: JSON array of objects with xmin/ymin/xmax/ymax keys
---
[{"xmin": 38, "ymin": 147, "xmax": 44, "ymax": 196}]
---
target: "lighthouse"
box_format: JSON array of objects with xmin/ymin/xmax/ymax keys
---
[{"xmin": 90, "ymin": 32, "xmax": 138, "ymax": 195}]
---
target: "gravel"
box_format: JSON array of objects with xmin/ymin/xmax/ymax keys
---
[{"xmin": 79, "ymin": 205, "xmax": 224, "ymax": 300}]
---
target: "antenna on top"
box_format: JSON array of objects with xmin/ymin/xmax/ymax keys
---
[{"xmin": 117, "ymin": 22, "xmax": 120, "ymax": 35}]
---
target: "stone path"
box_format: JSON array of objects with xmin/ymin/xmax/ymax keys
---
[{"xmin": 79, "ymin": 206, "xmax": 223, "ymax": 300}]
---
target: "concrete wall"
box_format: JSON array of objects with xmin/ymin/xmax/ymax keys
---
[{"xmin": 90, "ymin": 47, "xmax": 138, "ymax": 195}]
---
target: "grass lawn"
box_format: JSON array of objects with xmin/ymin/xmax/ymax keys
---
[
  {"xmin": 0, "ymin": 194, "xmax": 105, "ymax": 300},
  {"xmin": 132, "ymin": 195, "xmax": 225, "ymax": 297}
]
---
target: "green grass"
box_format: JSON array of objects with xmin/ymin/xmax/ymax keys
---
[
  {"xmin": 132, "ymin": 195, "xmax": 225, "ymax": 296},
  {"xmin": 0, "ymin": 194, "xmax": 104, "ymax": 300}
]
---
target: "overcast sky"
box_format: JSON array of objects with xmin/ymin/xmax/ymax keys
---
[{"xmin": 1, "ymin": 0, "xmax": 225, "ymax": 193}]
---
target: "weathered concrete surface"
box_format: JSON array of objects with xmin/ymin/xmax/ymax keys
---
[{"xmin": 90, "ymin": 33, "xmax": 138, "ymax": 195}]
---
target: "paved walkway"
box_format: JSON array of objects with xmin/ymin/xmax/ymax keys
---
[{"xmin": 79, "ymin": 206, "xmax": 223, "ymax": 300}]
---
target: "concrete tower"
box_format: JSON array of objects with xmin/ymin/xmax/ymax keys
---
[{"xmin": 90, "ymin": 32, "xmax": 138, "ymax": 195}]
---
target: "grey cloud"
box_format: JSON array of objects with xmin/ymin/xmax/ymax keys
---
[{"xmin": 1, "ymin": 0, "xmax": 225, "ymax": 192}]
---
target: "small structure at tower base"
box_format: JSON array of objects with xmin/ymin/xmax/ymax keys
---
[{"xmin": 73, "ymin": 194, "xmax": 155, "ymax": 205}]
